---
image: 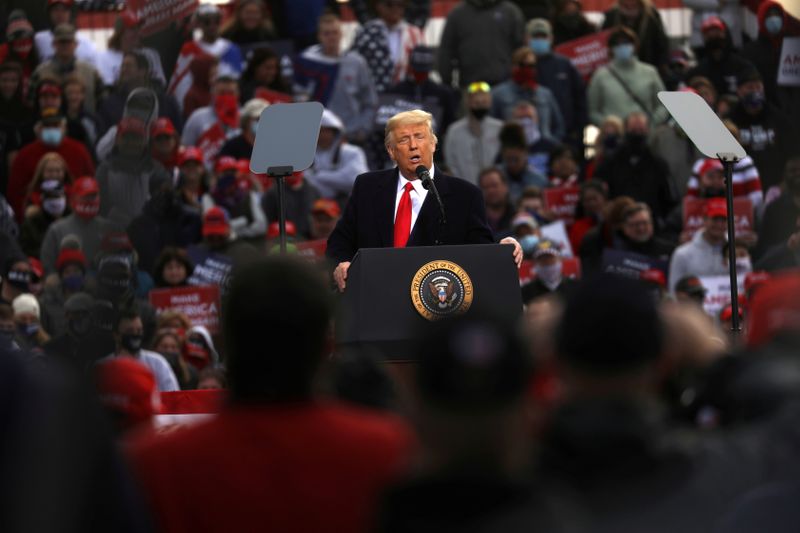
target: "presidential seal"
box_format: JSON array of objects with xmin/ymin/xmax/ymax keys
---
[{"xmin": 411, "ymin": 260, "xmax": 473, "ymax": 321}]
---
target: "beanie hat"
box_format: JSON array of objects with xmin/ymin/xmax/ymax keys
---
[{"xmin": 12, "ymin": 293, "xmax": 40, "ymax": 319}]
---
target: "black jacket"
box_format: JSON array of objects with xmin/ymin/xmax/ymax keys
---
[
  {"xmin": 326, "ymin": 167, "xmax": 495, "ymax": 263},
  {"xmin": 594, "ymin": 144, "xmax": 675, "ymax": 222},
  {"xmin": 687, "ymin": 50, "xmax": 757, "ymax": 97},
  {"xmin": 537, "ymin": 52, "xmax": 588, "ymax": 138},
  {"xmin": 757, "ymin": 192, "xmax": 800, "ymax": 258}
]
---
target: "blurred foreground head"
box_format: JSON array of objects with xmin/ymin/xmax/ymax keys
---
[
  {"xmin": 413, "ymin": 315, "xmax": 535, "ymax": 473},
  {"xmin": 223, "ymin": 257, "xmax": 332, "ymax": 404},
  {"xmin": 556, "ymin": 275, "xmax": 663, "ymax": 393}
]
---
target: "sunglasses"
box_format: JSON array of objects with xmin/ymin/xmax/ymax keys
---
[{"xmin": 467, "ymin": 81, "xmax": 491, "ymax": 94}]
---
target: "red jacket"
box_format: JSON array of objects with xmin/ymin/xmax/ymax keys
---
[
  {"xmin": 129, "ymin": 402, "xmax": 414, "ymax": 533},
  {"xmin": 8, "ymin": 138, "xmax": 95, "ymax": 221}
]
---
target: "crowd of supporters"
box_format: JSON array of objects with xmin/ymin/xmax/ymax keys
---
[{"xmin": 0, "ymin": 0, "xmax": 800, "ymax": 531}]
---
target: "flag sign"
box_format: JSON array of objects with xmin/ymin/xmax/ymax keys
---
[
  {"xmin": 149, "ymin": 285, "xmax": 222, "ymax": 334},
  {"xmin": 127, "ymin": 0, "xmax": 198, "ymax": 37},
  {"xmin": 544, "ymin": 186, "xmax": 581, "ymax": 225},
  {"xmin": 778, "ymin": 37, "xmax": 800, "ymax": 87},
  {"xmin": 554, "ymin": 30, "xmax": 612, "ymax": 82}
]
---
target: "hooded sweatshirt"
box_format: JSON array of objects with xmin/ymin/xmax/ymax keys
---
[{"xmin": 303, "ymin": 109, "xmax": 368, "ymax": 199}]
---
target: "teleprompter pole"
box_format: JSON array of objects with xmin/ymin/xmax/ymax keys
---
[
  {"xmin": 718, "ymin": 153, "xmax": 741, "ymax": 334},
  {"xmin": 267, "ymin": 166, "xmax": 294, "ymax": 255}
]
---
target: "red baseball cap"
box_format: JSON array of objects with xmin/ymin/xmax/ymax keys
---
[
  {"xmin": 698, "ymin": 158, "xmax": 724, "ymax": 177},
  {"xmin": 100, "ymin": 231, "xmax": 134, "ymax": 254},
  {"xmin": 179, "ymin": 146, "xmax": 204, "ymax": 166},
  {"xmin": 70, "ymin": 176, "xmax": 99, "ymax": 198},
  {"xmin": 120, "ymin": 9, "xmax": 140, "ymax": 29},
  {"xmin": 705, "ymin": 197, "xmax": 727, "ymax": 218},
  {"xmin": 747, "ymin": 273, "xmax": 800, "ymax": 347},
  {"xmin": 56, "ymin": 248, "xmax": 87, "ymax": 272},
  {"xmin": 267, "ymin": 220, "xmax": 297, "ymax": 238},
  {"xmin": 215, "ymin": 156, "xmax": 239, "ymax": 175},
  {"xmin": 151, "ymin": 117, "xmax": 176, "ymax": 137},
  {"xmin": 311, "ymin": 198, "xmax": 341, "ymax": 218},
  {"xmin": 719, "ymin": 303, "xmax": 743, "ymax": 322},
  {"xmin": 96, "ymin": 357, "xmax": 159, "ymax": 430},
  {"xmin": 203, "ymin": 207, "xmax": 230, "ymax": 237},
  {"xmin": 28, "ymin": 257, "xmax": 44, "ymax": 280},
  {"xmin": 701, "ymin": 16, "xmax": 726, "ymax": 33},
  {"xmin": 236, "ymin": 159, "xmax": 251, "ymax": 176},
  {"xmin": 37, "ymin": 81, "xmax": 61, "ymax": 97}
]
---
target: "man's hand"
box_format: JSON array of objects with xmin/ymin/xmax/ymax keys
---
[
  {"xmin": 333, "ymin": 261, "xmax": 351, "ymax": 292},
  {"xmin": 500, "ymin": 237, "xmax": 523, "ymax": 268}
]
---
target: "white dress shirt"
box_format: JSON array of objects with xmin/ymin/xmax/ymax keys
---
[{"xmin": 394, "ymin": 166, "xmax": 434, "ymax": 233}]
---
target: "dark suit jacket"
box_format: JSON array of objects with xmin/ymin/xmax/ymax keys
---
[{"xmin": 326, "ymin": 167, "xmax": 495, "ymax": 263}]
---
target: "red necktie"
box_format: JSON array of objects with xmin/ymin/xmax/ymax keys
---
[{"xmin": 394, "ymin": 182, "xmax": 414, "ymax": 247}]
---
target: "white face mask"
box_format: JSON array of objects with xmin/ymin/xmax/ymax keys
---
[
  {"xmin": 42, "ymin": 196, "xmax": 67, "ymax": 216},
  {"xmin": 535, "ymin": 262, "xmax": 562, "ymax": 288},
  {"xmin": 735, "ymin": 257, "xmax": 752, "ymax": 273}
]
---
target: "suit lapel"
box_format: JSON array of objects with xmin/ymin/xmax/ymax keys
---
[{"xmin": 376, "ymin": 168, "xmax": 397, "ymax": 247}]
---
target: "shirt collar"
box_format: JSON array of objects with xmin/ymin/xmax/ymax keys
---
[{"xmin": 398, "ymin": 166, "xmax": 435, "ymax": 193}]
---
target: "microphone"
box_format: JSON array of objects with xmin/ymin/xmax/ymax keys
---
[{"xmin": 415, "ymin": 165, "xmax": 447, "ymax": 228}]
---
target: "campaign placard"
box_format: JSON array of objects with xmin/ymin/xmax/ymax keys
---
[
  {"xmin": 544, "ymin": 186, "xmax": 581, "ymax": 225},
  {"xmin": 682, "ymin": 197, "xmax": 754, "ymax": 239},
  {"xmin": 127, "ymin": 0, "xmax": 198, "ymax": 37},
  {"xmin": 149, "ymin": 285, "xmax": 221, "ymax": 333},
  {"xmin": 554, "ymin": 30, "xmax": 613, "ymax": 82}
]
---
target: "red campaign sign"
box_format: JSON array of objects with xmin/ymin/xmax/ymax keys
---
[
  {"xmin": 295, "ymin": 239, "xmax": 328, "ymax": 258},
  {"xmin": 518, "ymin": 257, "xmax": 582, "ymax": 285},
  {"xmin": 127, "ymin": 0, "xmax": 198, "ymax": 37},
  {"xmin": 149, "ymin": 285, "xmax": 221, "ymax": 334},
  {"xmin": 543, "ymin": 186, "xmax": 581, "ymax": 225},
  {"xmin": 554, "ymin": 30, "xmax": 612, "ymax": 82},
  {"xmin": 682, "ymin": 197, "xmax": 755, "ymax": 239}
]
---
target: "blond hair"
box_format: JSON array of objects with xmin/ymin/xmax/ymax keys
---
[{"xmin": 384, "ymin": 109, "xmax": 438, "ymax": 148}]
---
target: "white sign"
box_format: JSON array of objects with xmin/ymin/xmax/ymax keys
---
[
  {"xmin": 540, "ymin": 219, "xmax": 574, "ymax": 258},
  {"xmin": 699, "ymin": 274, "xmax": 745, "ymax": 318},
  {"xmin": 778, "ymin": 37, "xmax": 800, "ymax": 87}
]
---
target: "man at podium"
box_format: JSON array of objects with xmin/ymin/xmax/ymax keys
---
[{"xmin": 327, "ymin": 109, "xmax": 522, "ymax": 291}]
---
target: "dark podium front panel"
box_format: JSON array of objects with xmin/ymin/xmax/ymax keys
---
[{"xmin": 336, "ymin": 244, "xmax": 522, "ymax": 360}]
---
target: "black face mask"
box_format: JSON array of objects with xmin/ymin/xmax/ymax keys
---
[
  {"xmin": 99, "ymin": 274, "xmax": 132, "ymax": 300},
  {"xmin": 469, "ymin": 107, "xmax": 490, "ymax": 120},
  {"xmin": 787, "ymin": 176, "xmax": 800, "ymax": 196},
  {"xmin": 558, "ymin": 13, "xmax": 582, "ymax": 29},
  {"xmin": 700, "ymin": 187, "xmax": 726, "ymax": 198},
  {"xmin": 705, "ymin": 37, "xmax": 725, "ymax": 52},
  {"xmin": 603, "ymin": 134, "xmax": 620, "ymax": 152},
  {"xmin": 625, "ymin": 132, "xmax": 647, "ymax": 152},
  {"xmin": 120, "ymin": 333, "xmax": 143, "ymax": 354}
]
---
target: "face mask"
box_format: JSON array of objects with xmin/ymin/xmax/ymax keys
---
[
  {"xmin": 18, "ymin": 323, "xmax": 39, "ymax": 338},
  {"xmin": 214, "ymin": 93, "xmax": 240, "ymax": 129},
  {"xmin": 121, "ymin": 333, "xmax": 143, "ymax": 354},
  {"xmin": 700, "ymin": 187, "xmax": 726, "ymax": 198},
  {"xmin": 735, "ymin": 257, "xmax": 752, "ymax": 272},
  {"xmin": 603, "ymin": 134, "xmax": 620, "ymax": 152},
  {"xmin": 613, "ymin": 43, "xmax": 635, "ymax": 63},
  {"xmin": 469, "ymin": 107, "xmax": 490, "ymax": 120},
  {"xmin": 12, "ymin": 38, "xmax": 33, "ymax": 59},
  {"xmin": 786, "ymin": 176, "xmax": 800, "ymax": 196},
  {"xmin": 520, "ymin": 234, "xmax": 540, "ymax": 255},
  {"xmin": 41, "ymin": 127, "xmax": 63, "ymax": 146},
  {"xmin": 42, "ymin": 196, "xmax": 67, "ymax": 216},
  {"xmin": 765, "ymin": 15, "xmax": 783, "ymax": 35},
  {"xmin": 73, "ymin": 197, "xmax": 100, "ymax": 219},
  {"xmin": 100, "ymin": 275, "xmax": 132, "ymax": 300},
  {"xmin": 530, "ymin": 38, "xmax": 551, "ymax": 56},
  {"xmin": 535, "ymin": 262, "xmax": 562, "ymax": 286},
  {"xmin": 518, "ymin": 117, "xmax": 540, "ymax": 145},
  {"xmin": 705, "ymin": 37, "xmax": 726, "ymax": 52},
  {"xmin": 625, "ymin": 131, "xmax": 647, "ymax": 151},
  {"xmin": 743, "ymin": 91, "xmax": 765, "ymax": 110},
  {"xmin": 6, "ymin": 270, "xmax": 30, "ymax": 292},
  {"xmin": 512, "ymin": 65, "xmax": 537, "ymax": 88},
  {"xmin": 68, "ymin": 315, "xmax": 91, "ymax": 337},
  {"xmin": 62, "ymin": 273, "xmax": 84, "ymax": 292}
]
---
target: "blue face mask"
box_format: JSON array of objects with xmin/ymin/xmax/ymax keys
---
[
  {"xmin": 520, "ymin": 234, "xmax": 540, "ymax": 255},
  {"xmin": 765, "ymin": 15, "xmax": 783, "ymax": 35},
  {"xmin": 41, "ymin": 127, "xmax": 63, "ymax": 146},
  {"xmin": 18, "ymin": 323, "xmax": 39, "ymax": 338},
  {"xmin": 529, "ymin": 38, "xmax": 551, "ymax": 56},
  {"xmin": 613, "ymin": 43, "xmax": 635, "ymax": 63},
  {"xmin": 62, "ymin": 273, "xmax": 85, "ymax": 292}
]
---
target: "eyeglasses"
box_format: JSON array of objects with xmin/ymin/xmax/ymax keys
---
[{"xmin": 467, "ymin": 81, "xmax": 491, "ymax": 94}]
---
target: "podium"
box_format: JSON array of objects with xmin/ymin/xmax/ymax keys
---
[{"xmin": 336, "ymin": 244, "xmax": 523, "ymax": 361}]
